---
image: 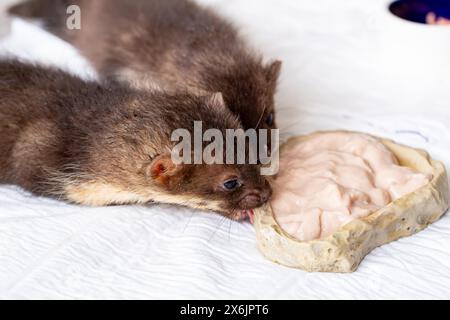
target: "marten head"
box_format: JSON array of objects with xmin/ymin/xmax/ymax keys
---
[
  {"xmin": 148, "ymin": 158, "xmax": 272, "ymax": 220},
  {"xmin": 206, "ymin": 59, "xmax": 282, "ymax": 132},
  {"xmin": 202, "ymin": 59, "xmax": 282, "ymax": 159},
  {"xmin": 65, "ymin": 91, "xmax": 272, "ymax": 220}
]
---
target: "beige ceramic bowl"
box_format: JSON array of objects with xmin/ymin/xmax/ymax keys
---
[{"xmin": 254, "ymin": 131, "xmax": 449, "ymax": 272}]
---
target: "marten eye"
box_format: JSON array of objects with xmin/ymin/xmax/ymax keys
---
[
  {"xmin": 266, "ymin": 113, "xmax": 274, "ymax": 126},
  {"xmin": 223, "ymin": 179, "xmax": 242, "ymax": 191}
]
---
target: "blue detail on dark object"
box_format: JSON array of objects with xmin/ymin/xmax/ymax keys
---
[{"xmin": 389, "ymin": 0, "xmax": 450, "ymax": 23}]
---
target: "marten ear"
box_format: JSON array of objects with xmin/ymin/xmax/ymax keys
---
[
  {"xmin": 205, "ymin": 92, "xmax": 226, "ymax": 109},
  {"xmin": 148, "ymin": 155, "xmax": 183, "ymax": 187},
  {"xmin": 265, "ymin": 60, "xmax": 282, "ymax": 84}
]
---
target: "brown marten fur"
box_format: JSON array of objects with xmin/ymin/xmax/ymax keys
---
[
  {"xmin": 9, "ymin": 0, "xmax": 282, "ymax": 133},
  {"xmin": 0, "ymin": 60, "xmax": 271, "ymax": 219}
]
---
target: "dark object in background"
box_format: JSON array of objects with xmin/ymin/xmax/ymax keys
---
[{"xmin": 389, "ymin": 0, "xmax": 450, "ymax": 24}]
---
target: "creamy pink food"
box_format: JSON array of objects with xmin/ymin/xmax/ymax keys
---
[{"xmin": 271, "ymin": 132, "xmax": 432, "ymax": 241}]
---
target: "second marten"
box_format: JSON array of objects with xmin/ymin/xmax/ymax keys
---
[
  {"xmin": 9, "ymin": 0, "xmax": 282, "ymax": 134},
  {"xmin": 0, "ymin": 60, "xmax": 271, "ymax": 220}
]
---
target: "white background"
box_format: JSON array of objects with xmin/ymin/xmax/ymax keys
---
[{"xmin": 0, "ymin": 0, "xmax": 449, "ymax": 299}]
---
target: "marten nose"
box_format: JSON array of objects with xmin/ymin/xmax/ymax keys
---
[{"xmin": 239, "ymin": 187, "xmax": 272, "ymax": 209}]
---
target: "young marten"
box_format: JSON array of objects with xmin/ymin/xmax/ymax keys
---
[
  {"xmin": 9, "ymin": 0, "xmax": 282, "ymax": 134},
  {"xmin": 0, "ymin": 60, "xmax": 271, "ymax": 220}
]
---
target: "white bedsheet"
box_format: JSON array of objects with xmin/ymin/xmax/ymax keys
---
[{"xmin": 0, "ymin": 0, "xmax": 449, "ymax": 299}]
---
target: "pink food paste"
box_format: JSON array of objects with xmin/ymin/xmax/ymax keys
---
[{"xmin": 271, "ymin": 132, "xmax": 432, "ymax": 241}]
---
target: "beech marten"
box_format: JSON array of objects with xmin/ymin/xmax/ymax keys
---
[
  {"xmin": 9, "ymin": 0, "xmax": 282, "ymax": 136},
  {"xmin": 0, "ymin": 60, "xmax": 271, "ymax": 220}
]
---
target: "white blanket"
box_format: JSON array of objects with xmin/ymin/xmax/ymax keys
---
[{"xmin": 1, "ymin": 0, "xmax": 449, "ymax": 299}]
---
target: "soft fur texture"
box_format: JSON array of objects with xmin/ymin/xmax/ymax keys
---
[
  {"xmin": 9, "ymin": 0, "xmax": 282, "ymax": 133},
  {"xmin": 0, "ymin": 60, "xmax": 271, "ymax": 218}
]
